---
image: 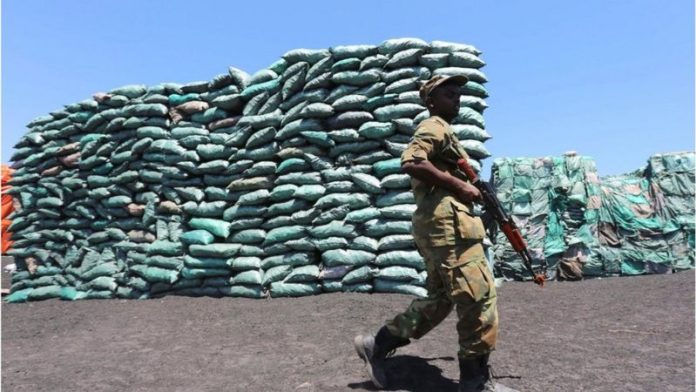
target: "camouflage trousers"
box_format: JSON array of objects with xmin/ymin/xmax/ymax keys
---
[{"xmin": 384, "ymin": 240, "xmax": 498, "ymax": 359}]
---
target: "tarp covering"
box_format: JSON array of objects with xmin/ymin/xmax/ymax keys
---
[{"xmin": 490, "ymin": 151, "xmax": 695, "ymax": 281}]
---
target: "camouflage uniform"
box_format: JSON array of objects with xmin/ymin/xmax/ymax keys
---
[{"xmin": 385, "ymin": 115, "xmax": 498, "ymax": 359}]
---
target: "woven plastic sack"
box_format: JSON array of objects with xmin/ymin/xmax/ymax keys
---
[{"xmin": 322, "ymin": 249, "xmax": 375, "ymax": 267}]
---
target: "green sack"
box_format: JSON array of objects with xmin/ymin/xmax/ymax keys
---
[
  {"xmin": 374, "ymin": 250, "xmax": 423, "ymax": 269},
  {"xmin": 373, "ymin": 104, "xmax": 424, "ymax": 122},
  {"xmin": 313, "ymin": 237, "xmax": 349, "ymax": 252},
  {"xmin": 261, "ymin": 252, "xmax": 315, "ymax": 270},
  {"xmin": 373, "ymin": 159, "xmax": 403, "ymax": 178},
  {"xmin": 376, "ymin": 191, "xmax": 415, "ymax": 207},
  {"xmin": 342, "ymin": 266, "xmax": 378, "ymax": 284},
  {"xmin": 111, "ymin": 84, "xmax": 147, "ymax": 98},
  {"xmin": 183, "ymin": 201, "xmax": 228, "ymax": 217},
  {"xmin": 239, "ymin": 189, "xmax": 270, "ymax": 205},
  {"xmin": 351, "ymin": 172, "xmax": 383, "ymax": 194},
  {"xmin": 294, "ymin": 184, "xmax": 326, "ymax": 201},
  {"xmin": 384, "ymin": 48, "xmax": 425, "ymax": 68},
  {"xmin": 223, "ymin": 285, "xmax": 266, "ymax": 298},
  {"xmin": 82, "ymin": 262, "xmax": 121, "ymax": 282},
  {"xmin": 461, "ymin": 81, "xmax": 488, "ymax": 98},
  {"xmin": 380, "ymin": 204, "xmax": 417, "ymax": 220},
  {"xmin": 227, "ymin": 176, "xmax": 274, "ymax": 192},
  {"xmin": 189, "ymin": 218, "xmax": 231, "ymax": 238},
  {"xmin": 240, "ymin": 78, "xmax": 281, "ymax": 100},
  {"xmin": 130, "ymin": 264, "xmax": 179, "ymax": 284},
  {"xmin": 229, "ymin": 257, "xmax": 262, "ymax": 271},
  {"xmin": 374, "ymin": 279, "xmax": 427, "ymax": 297},
  {"xmin": 147, "ymin": 240, "xmax": 184, "ymax": 256},
  {"xmin": 363, "ymin": 219, "xmax": 412, "ymax": 237},
  {"xmin": 230, "ymin": 270, "xmax": 263, "ymax": 285},
  {"xmin": 345, "ymin": 207, "xmax": 382, "ymax": 223},
  {"xmin": 28, "ymin": 285, "xmax": 66, "ymax": 301},
  {"xmin": 184, "ymin": 255, "xmax": 228, "ymax": 269},
  {"xmin": 245, "ymin": 127, "xmax": 277, "ymax": 149},
  {"xmin": 5, "ymin": 288, "xmax": 34, "ymax": 303},
  {"xmin": 452, "ymin": 124, "xmax": 491, "ymax": 142},
  {"xmin": 181, "ymin": 267, "xmax": 229, "ymax": 279},
  {"xmin": 377, "ymin": 234, "xmax": 415, "ymax": 251},
  {"xmin": 229, "ymin": 218, "xmax": 264, "ymax": 231},
  {"xmin": 449, "ymin": 52, "xmax": 486, "ymax": 68},
  {"xmin": 378, "ymin": 266, "xmax": 420, "ymax": 282},
  {"xmin": 312, "ymin": 206, "xmax": 350, "ymax": 226},
  {"xmin": 420, "ymin": 53, "xmax": 449, "ymax": 68},
  {"xmin": 332, "ymin": 94, "xmax": 368, "ymax": 111},
  {"xmin": 309, "ymin": 221, "xmax": 357, "ymax": 239},
  {"xmin": 331, "ymin": 70, "xmax": 381, "ymax": 87},
  {"xmin": 349, "ymin": 236, "xmax": 379, "ymax": 252},
  {"xmin": 230, "ymin": 229, "xmax": 267, "ymax": 244},
  {"xmin": 276, "ymin": 172, "xmax": 322, "ymax": 186},
  {"xmin": 264, "ymin": 225, "xmax": 307, "ymax": 246},
  {"xmin": 81, "ymin": 276, "xmax": 119, "ymax": 292},
  {"xmin": 283, "ymin": 265, "xmax": 320, "ymax": 283},
  {"xmin": 277, "ymin": 158, "xmax": 309, "ymax": 174},
  {"xmin": 270, "ymin": 282, "xmax": 320, "ymax": 297},
  {"xmin": 321, "ymin": 249, "xmax": 375, "ymax": 267},
  {"xmin": 262, "ymin": 265, "xmax": 292, "ymax": 286},
  {"xmin": 189, "ymin": 243, "xmax": 240, "ymax": 258},
  {"xmin": 378, "ymin": 38, "xmax": 429, "ymax": 55},
  {"xmin": 314, "ymin": 193, "xmax": 371, "ymax": 210},
  {"xmin": 285, "ymin": 238, "xmax": 316, "ymax": 252},
  {"xmin": 267, "ymin": 191, "xmax": 310, "ymax": 210}
]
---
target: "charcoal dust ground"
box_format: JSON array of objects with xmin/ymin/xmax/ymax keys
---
[{"xmin": 2, "ymin": 271, "xmax": 694, "ymax": 392}]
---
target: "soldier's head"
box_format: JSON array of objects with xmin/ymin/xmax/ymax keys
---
[{"xmin": 419, "ymin": 75, "xmax": 468, "ymax": 122}]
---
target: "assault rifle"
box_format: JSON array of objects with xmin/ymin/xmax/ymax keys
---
[{"xmin": 456, "ymin": 158, "xmax": 547, "ymax": 287}]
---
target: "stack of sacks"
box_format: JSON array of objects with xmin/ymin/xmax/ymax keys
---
[
  {"xmin": 588, "ymin": 152, "xmax": 696, "ymax": 276},
  {"xmin": 489, "ymin": 152, "xmax": 601, "ymax": 281},
  {"xmin": 5, "ymin": 38, "xmax": 492, "ymax": 302},
  {"xmin": 489, "ymin": 157, "xmax": 553, "ymax": 280},
  {"xmin": 647, "ymin": 152, "xmax": 695, "ymax": 271},
  {"xmin": 490, "ymin": 151, "xmax": 695, "ymax": 280},
  {"xmin": 9, "ymin": 84, "xmax": 187, "ymax": 301},
  {"xmin": 549, "ymin": 152, "xmax": 601, "ymax": 280},
  {"xmin": 225, "ymin": 38, "xmax": 490, "ymax": 298},
  {"xmin": 596, "ymin": 174, "xmax": 666, "ymax": 276},
  {"xmin": 5, "ymin": 76, "xmax": 250, "ymax": 302}
]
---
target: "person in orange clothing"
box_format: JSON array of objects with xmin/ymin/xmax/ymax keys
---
[{"xmin": 1, "ymin": 164, "xmax": 15, "ymax": 253}]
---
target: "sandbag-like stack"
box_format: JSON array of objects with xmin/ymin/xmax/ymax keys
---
[
  {"xmin": 491, "ymin": 151, "xmax": 694, "ymax": 280},
  {"xmin": 5, "ymin": 38, "xmax": 492, "ymax": 302},
  {"xmin": 595, "ymin": 173, "xmax": 665, "ymax": 275},
  {"xmin": 489, "ymin": 152, "xmax": 601, "ymax": 281},
  {"xmin": 595, "ymin": 152, "xmax": 695, "ymax": 275},
  {"xmin": 648, "ymin": 152, "xmax": 695, "ymax": 271}
]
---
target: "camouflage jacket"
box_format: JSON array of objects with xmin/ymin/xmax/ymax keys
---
[{"xmin": 401, "ymin": 116, "xmax": 486, "ymax": 249}]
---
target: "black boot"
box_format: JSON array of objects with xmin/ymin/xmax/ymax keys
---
[
  {"xmin": 354, "ymin": 326, "xmax": 410, "ymax": 389},
  {"xmin": 479, "ymin": 354, "xmax": 519, "ymax": 392},
  {"xmin": 459, "ymin": 357, "xmax": 486, "ymax": 392}
]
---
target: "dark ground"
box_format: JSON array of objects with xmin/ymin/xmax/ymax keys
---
[{"xmin": 1, "ymin": 271, "xmax": 694, "ymax": 392}]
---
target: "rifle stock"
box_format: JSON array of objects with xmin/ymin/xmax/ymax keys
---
[{"xmin": 456, "ymin": 158, "xmax": 546, "ymax": 287}]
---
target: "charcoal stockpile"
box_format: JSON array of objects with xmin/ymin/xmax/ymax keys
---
[
  {"xmin": 489, "ymin": 152, "xmax": 601, "ymax": 281},
  {"xmin": 490, "ymin": 151, "xmax": 694, "ymax": 281},
  {"xmin": 5, "ymin": 38, "xmax": 492, "ymax": 302},
  {"xmin": 594, "ymin": 152, "xmax": 695, "ymax": 276}
]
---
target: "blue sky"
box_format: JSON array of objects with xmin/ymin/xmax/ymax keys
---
[{"xmin": 2, "ymin": 0, "xmax": 694, "ymax": 178}]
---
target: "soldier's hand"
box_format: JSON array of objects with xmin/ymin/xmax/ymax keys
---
[{"xmin": 455, "ymin": 182, "xmax": 481, "ymax": 203}]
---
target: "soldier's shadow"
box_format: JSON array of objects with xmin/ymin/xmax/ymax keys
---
[{"xmin": 348, "ymin": 355, "xmax": 458, "ymax": 392}]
